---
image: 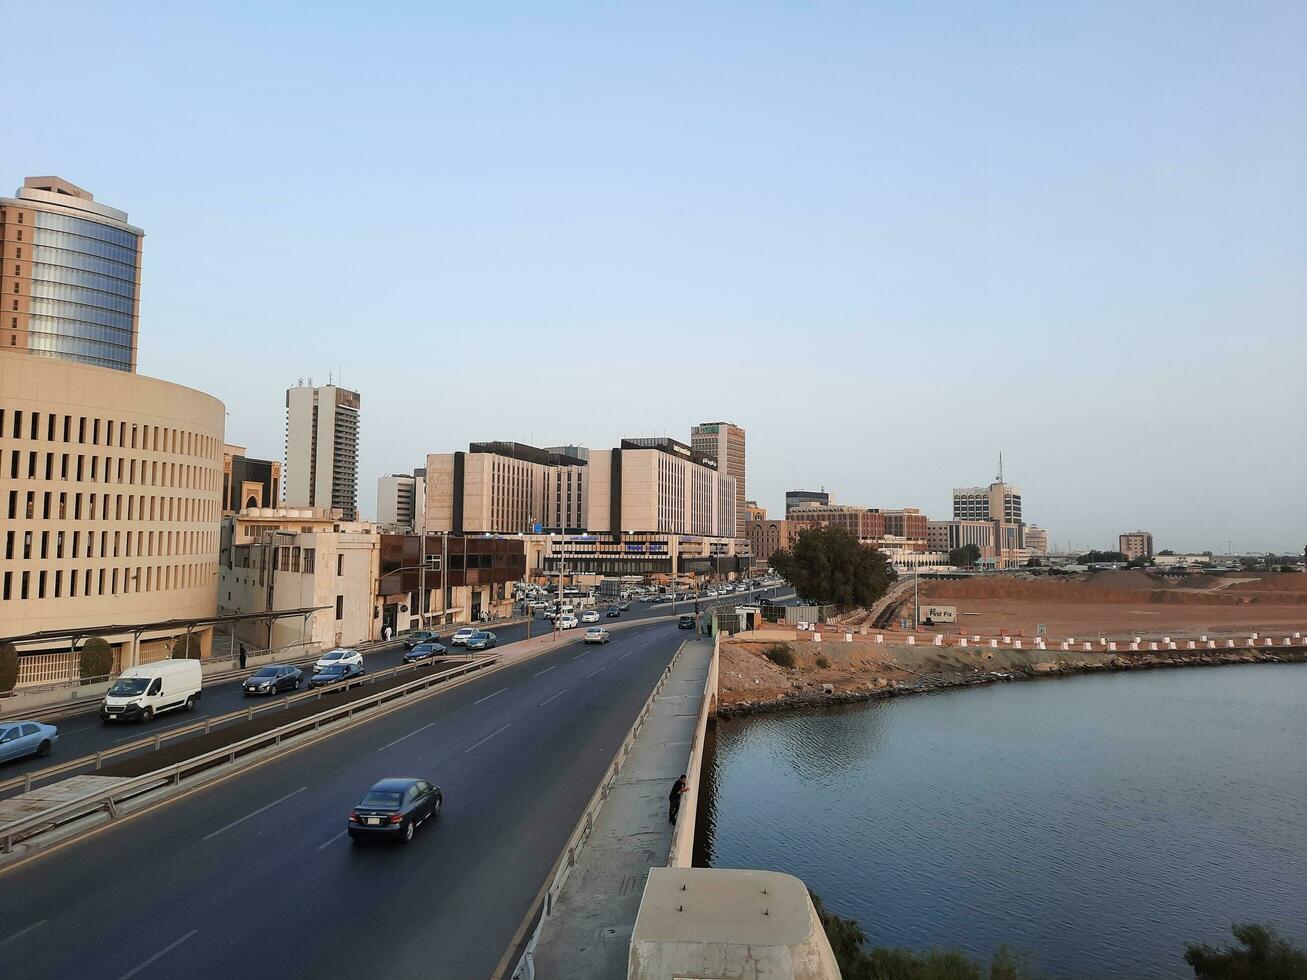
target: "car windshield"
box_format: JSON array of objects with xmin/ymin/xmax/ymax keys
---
[
  {"xmin": 322, "ymin": 651, "xmax": 343, "ymax": 661},
  {"xmin": 359, "ymin": 790, "xmax": 403, "ymax": 808},
  {"xmin": 108, "ymin": 678, "xmax": 149, "ymax": 696},
  {"xmin": 252, "ymin": 667, "xmax": 279, "ymax": 678},
  {"xmin": 471, "ymin": 632, "xmax": 489, "ymax": 641}
]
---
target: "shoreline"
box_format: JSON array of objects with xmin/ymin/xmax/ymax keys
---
[{"xmin": 715, "ymin": 647, "xmax": 1307, "ymax": 720}]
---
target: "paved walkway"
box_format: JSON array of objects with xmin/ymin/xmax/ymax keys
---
[{"xmin": 530, "ymin": 638, "xmax": 714, "ymax": 979}]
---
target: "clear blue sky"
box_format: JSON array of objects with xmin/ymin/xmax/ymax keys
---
[{"xmin": 11, "ymin": 1, "xmax": 1305, "ymax": 552}]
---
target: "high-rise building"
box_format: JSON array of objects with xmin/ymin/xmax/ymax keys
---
[
  {"xmin": 952, "ymin": 482, "xmax": 1022, "ymax": 523},
  {"xmin": 691, "ymin": 422, "xmax": 746, "ymax": 537},
  {"xmin": 1119, "ymin": 531, "xmax": 1154, "ymax": 560},
  {"xmin": 376, "ymin": 470, "xmax": 425, "ymax": 531},
  {"xmin": 222, "ymin": 444, "xmax": 281, "ymax": 514},
  {"xmin": 785, "ymin": 489, "xmax": 830, "ymax": 514},
  {"xmin": 284, "ymin": 383, "xmax": 361, "ymax": 520},
  {"xmin": 1, "ymin": 176, "xmax": 143, "ymax": 372}
]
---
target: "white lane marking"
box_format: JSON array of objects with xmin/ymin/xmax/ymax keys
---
[
  {"xmin": 115, "ymin": 929, "xmax": 198, "ymax": 980},
  {"xmin": 586, "ymin": 666, "xmax": 606, "ymax": 678},
  {"xmin": 617, "ymin": 651, "xmax": 632, "ymax": 661},
  {"xmin": 378, "ymin": 722, "xmax": 435, "ymax": 752},
  {"xmin": 202, "ymin": 787, "xmax": 307, "ymax": 841},
  {"xmin": 473, "ymin": 686, "xmax": 509, "ymax": 706},
  {"xmin": 317, "ymin": 830, "xmax": 348, "ymax": 850},
  {"xmin": 0, "ymin": 920, "xmax": 47, "ymax": 948},
  {"xmin": 538, "ymin": 689, "xmax": 568, "ymax": 707},
  {"xmin": 572, "ymin": 651, "xmax": 588, "ymax": 659},
  {"xmin": 463, "ymin": 723, "xmax": 511, "ymax": 754},
  {"xmin": 533, "ymin": 665, "xmax": 556, "ymax": 676},
  {"xmin": 113, "ymin": 719, "xmax": 197, "ymax": 744}
]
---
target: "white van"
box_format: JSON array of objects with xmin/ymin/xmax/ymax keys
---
[{"xmin": 101, "ymin": 660, "xmax": 203, "ymax": 723}]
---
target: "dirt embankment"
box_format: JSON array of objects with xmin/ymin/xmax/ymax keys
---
[{"xmin": 717, "ymin": 631, "xmax": 1306, "ymax": 718}]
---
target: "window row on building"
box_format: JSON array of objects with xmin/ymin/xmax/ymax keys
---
[
  {"xmin": 2, "ymin": 560, "xmax": 214, "ymax": 602},
  {"xmin": 6, "ymin": 488, "xmax": 218, "ymax": 525},
  {"xmin": 4, "ymin": 526, "xmax": 215, "ymax": 562},
  {"xmin": 0, "ymin": 407, "xmax": 218, "ymax": 459},
  {"xmin": 4, "ymin": 449, "xmax": 217, "ymax": 492}
]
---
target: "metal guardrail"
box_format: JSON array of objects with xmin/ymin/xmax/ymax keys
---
[
  {"xmin": 511, "ymin": 642, "xmax": 688, "ymax": 980},
  {"xmin": 0, "ymin": 652, "xmax": 490, "ymax": 798},
  {"xmin": 0, "ymin": 656, "xmax": 497, "ymax": 854},
  {"xmin": 666, "ymin": 635, "xmax": 717, "ymax": 868}
]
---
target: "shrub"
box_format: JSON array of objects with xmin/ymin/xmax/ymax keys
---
[
  {"xmin": 171, "ymin": 633, "xmax": 203, "ymax": 659},
  {"xmin": 79, "ymin": 636, "xmax": 113, "ymax": 684},
  {"xmin": 815, "ymin": 655, "xmax": 831, "ymax": 669},
  {"xmin": 762, "ymin": 643, "xmax": 795, "ymax": 669},
  {"xmin": 1184, "ymin": 923, "xmax": 1307, "ymax": 979},
  {"xmin": 0, "ymin": 641, "xmax": 17, "ymax": 694}
]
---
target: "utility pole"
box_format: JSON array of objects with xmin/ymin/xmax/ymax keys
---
[{"xmin": 418, "ymin": 531, "xmax": 426, "ymax": 630}]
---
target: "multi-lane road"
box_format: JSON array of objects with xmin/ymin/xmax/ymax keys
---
[
  {"xmin": 0, "ymin": 587, "xmax": 792, "ymax": 980},
  {"xmin": 1, "ymin": 586, "xmax": 786, "ymax": 786}
]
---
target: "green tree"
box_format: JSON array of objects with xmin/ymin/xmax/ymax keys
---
[
  {"xmin": 770, "ymin": 527, "xmax": 897, "ymax": 611},
  {"xmin": 0, "ymin": 641, "xmax": 18, "ymax": 694},
  {"xmin": 171, "ymin": 633, "xmax": 203, "ymax": 659},
  {"xmin": 79, "ymin": 636, "xmax": 114, "ymax": 684},
  {"xmin": 1077, "ymin": 550, "xmax": 1127, "ymax": 564},
  {"xmin": 949, "ymin": 544, "xmax": 982, "ymax": 568},
  {"xmin": 1184, "ymin": 923, "xmax": 1307, "ymax": 979}
]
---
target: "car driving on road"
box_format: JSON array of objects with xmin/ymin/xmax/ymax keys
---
[
  {"xmin": 242, "ymin": 665, "xmax": 303, "ymax": 695},
  {"xmin": 450, "ymin": 628, "xmax": 478, "ymax": 647},
  {"xmin": 558, "ymin": 614, "xmax": 579, "ymax": 630},
  {"xmin": 309, "ymin": 661, "xmax": 366, "ymax": 689},
  {"xmin": 678, "ymin": 614, "xmax": 695, "ymax": 629},
  {"xmin": 403, "ymin": 630, "xmax": 438, "ymax": 650},
  {"xmin": 583, "ymin": 627, "xmax": 611, "ymax": 645},
  {"xmin": 606, "ymin": 606, "xmax": 621, "ymax": 617},
  {"xmin": 581, "ymin": 609, "xmax": 600, "ymax": 623},
  {"xmin": 402, "ymin": 641, "xmax": 448, "ymax": 663},
  {"xmin": 465, "ymin": 631, "xmax": 497, "ymax": 651},
  {"xmin": 313, "ymin": 648, "xmax": 363, "ymax": 672},
  {"xmin": 348, "ymin": 777, "xmax": 443, "ymax": 843},
  {"xmin": 0, "ymin": 721, "xmax": 58, "ymax": 763}
]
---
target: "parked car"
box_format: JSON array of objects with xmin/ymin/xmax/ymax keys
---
[
  {"xmin": 403, "ymin": 641, "xmax": 448, "ymax": 663},
  {"xmin": 606, "ymin": 606, "xmax": 621, "ymax": 618},
  {"xmin": 403, "ymin": 630, "xmax": 438, "ymax": 650},
  {"xmin": 314, "ymin": 648, "xmax": 363, "ymax": 671},
  {"xmin": 309, "ymin": 662, "xmax": 366, "ymax": 689},
  {"xmin": 581, "ymin": 609, "xmax": 600, "ymax": 624},
  {"xmin": 584, "ymin": 627, "xmax": 611, "ymax": 645},
  {"xmin": 465, "ymin": 631, "xmax": 497, "ymax": 651},
  {"xmin": 705, "ymin": 590, "xmax": 718, "ymax": 598},
  {"xmin": 0, "ymin": 721, "xmax": 58, "ymax": 763},
  {"xmin": 242, "ymin": 665, "xmax": 303, "ymax": 696},
  {"xmin": 101, "ymin": 660, "xmax": 202, "ymax": 723},
  {"xmin": 678, "ymin": 614, "xmax": 695, "ymax": 630},
  {"xmin": 558, "ymin": 614, "xmax": 579, "ymax": 630},
  {"xmin": 347, "ymin": 777, "xmax": 443, "ymax": 844},
  {"xmin": 450, "ymin": 628, "xmax": 478, "ymax": 647}
]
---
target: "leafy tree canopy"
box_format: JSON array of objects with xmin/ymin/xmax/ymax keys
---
[
  {"xmin": 770, "ymin": 527, "xmax": 897, "ymax": 611},
  {"xmin": 1184, "ymin": 923, "xmax": 1307, "ymax": 980},
  {"xmin": 949, "ymin": 543, "xmax": 982, "ymax": 568}
]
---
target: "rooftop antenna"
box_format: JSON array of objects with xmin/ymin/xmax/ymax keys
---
[{"xmin": 996, "ymin": 452, "xmax": 1004, "ymax": 485}]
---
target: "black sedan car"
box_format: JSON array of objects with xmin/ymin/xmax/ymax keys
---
[
  {"xmin": 402, "ymin": 641, "xmax": 448, "ymax": 664},
  {"xmin": 348, "ymin": 777, "xmax": 443, "ymax": 843},
  {"xmin": 403, "ymin": 630, "xmax": 439, "ymax": 651},
  {"xmin": 242, "ymin": 664, "xmax": 303, "ymax": 696},
  {"xmin": 309, "ymin": 661, "xmax": 366, "ymax": 689}
]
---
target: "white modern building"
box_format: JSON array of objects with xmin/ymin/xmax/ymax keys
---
[
  {"xmin": 284, "ymin": 383, "xmax": 360, "ymax": 520},
  {"xmin": 376, "ymin": 470, "xmax": 425, "ymax": 531}
]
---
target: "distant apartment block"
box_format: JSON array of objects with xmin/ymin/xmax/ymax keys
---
[
  {"xmin": 1024, "ymin": 525, "xmax": 1049, "ymax": 554},
  {"xmin": 284, "ymin": 383, "xmax": 360, "ymax": 520},
  {"xmin": 222, "ymin": 444, "xmax": 281, "ymax": 515},
  {"xmin": 785, "ymin": 489, "xmax": 829, "ymax": 514},
  {"xmin": 691, "ymin": 422, "xmax": 746, "ymax": 537},
  {"xmin": 1119, "ymin": 530, "xmax": 1154, "ymax": 560},
  {"xmin": 879, "ymin": 507, "xmax": 928, "ymax": 543},
  {"xmin": 1, "ymin": 176, "xmax": 143, "ymax": 372},
  {"xmin": 746, "ymin": 519, "xmax": 795, "ymax": 568},
  {"xmin": 376, "ymin": 470, "xmax": 425, "ymax": 531}
]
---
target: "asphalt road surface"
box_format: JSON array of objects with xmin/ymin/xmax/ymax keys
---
[
  {"xmin": 0, "ymin": 585, "xmax": 788, "ymax": 786},
  {"xmin": 0, "ymin": 589, "xmax": 796, "ymax": 980}
]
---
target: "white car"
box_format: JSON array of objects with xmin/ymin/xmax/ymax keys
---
[
  {"xmin": 581, "ymin": 609, "xmax": 600, "ymax": 624},
  {"xmin": 314, "ymin": 648, "xmax": 363, "ymax": 671},
  {"xmin": 559, "ymin": 615, "xmax": 579, "ymax": 630},
  {"xmin": 584, "ymin": 627, "xmax": 610, "ymax": 645},
  {"xmin": 450, "ymin": 628, "xmax": 478, "ymax": 646},
  {"xmin": 705, "ymin": 590, "xmax": 718, "ymax": 598}
]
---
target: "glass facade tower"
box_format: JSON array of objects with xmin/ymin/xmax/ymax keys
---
[{"xmin": 0, "ymin": 177, "xmax": 142, "ymax": 372}]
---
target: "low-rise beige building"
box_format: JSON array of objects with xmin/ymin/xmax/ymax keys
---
[{"xmin": 0, "ymin": 350, "xmax": 224, "ymax": 681}]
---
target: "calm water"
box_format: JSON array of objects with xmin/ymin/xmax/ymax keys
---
[{"xmin": 696, "ymin": 663, "xmax": 1307, "ymax": 979}]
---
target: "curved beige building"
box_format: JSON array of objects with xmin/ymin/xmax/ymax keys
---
[{"xmin": 0, "ymin": 351, "xmax": 224, "ymax": 679}]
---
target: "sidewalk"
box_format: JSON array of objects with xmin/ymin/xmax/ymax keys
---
[{"xmin": 529, "ymin": 638, "xmax": 714, "ymax": 979}]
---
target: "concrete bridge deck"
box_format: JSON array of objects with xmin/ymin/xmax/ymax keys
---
[{"xmin": 527, "ymin": 637, "xmax": 715, "ymax": 979}]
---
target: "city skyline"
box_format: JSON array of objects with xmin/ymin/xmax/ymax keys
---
[{"xmin": 8, "ymin": 2, "xmax": 1304, "ymax": 553}]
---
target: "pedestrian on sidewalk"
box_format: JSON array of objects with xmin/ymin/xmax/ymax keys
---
[
  {"xmin": 239, "ymin": 644, "xmax": 247, "ymax": 670},
  {"xmin": 668, "ymin": 774, "xmax": 687, "ymax": 824}
]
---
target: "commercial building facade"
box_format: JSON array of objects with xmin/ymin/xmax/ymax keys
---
[
  {"xmin": 1, "ymin": 350, "xmax": 224, "ymax": 680},
  {"xmin": 222, "ymin": 444, "xmax": 280, "ymax": 514},
  {"xmin": 0, "ymin": 177, "xmax": 143, "ymax": 373},
  {"xmin": 376, "ymin": 470, "xmax": 425, "ymax": 531},
  {"xmin": 786, "ymin": 504, "xmax": 885, "ymax": 540},
  {"xmin": 952, "ymin": 481, "xmax": 1023, "ymax": 523},
  {"xmin": 1024, "ymin": 525, "xmax": 1049, "ymax": 554},
  {"xmin": 1119, "ymin": 531, "xmax": 1154, "ymax": 560},
  {"xmin": 927, "ymin": 519, "xmax": 996, "ymax": 557},
  {"xmin": 785, "ymin": 489, "xmax": 829, "ymax": 514},
  {"xmin": 746, "ymin": 519, "xmax": 795, "ymax": 568},
  {"xmin": 690, "ymin": 421, "xmax": 746, "ymax": 537},
  {"xmin": 879, "ymin": 507, "xmax": 928, "ymax": 543},
  {"xmin": 284, "ymin": 383, "xmax": 360, "ymax": 520}
]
